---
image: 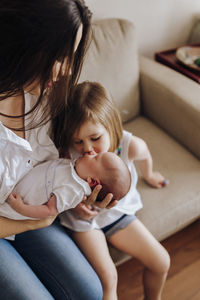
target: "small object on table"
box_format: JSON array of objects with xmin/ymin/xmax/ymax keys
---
[
  {"xmin": 175, "ymin": 46, "xmax": 200, "ymax": 71},
  {"xmin": 155, "ymin": 44, "xmax": 200, "ymax": 84},
  {"xmin": 194, "ymin": 57, "xmax": 200, "ymax": 67}
]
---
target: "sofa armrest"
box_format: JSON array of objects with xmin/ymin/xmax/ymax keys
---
[{"xmin": 139, "ymin": 55, "xmax": 200, "ymax": 159}]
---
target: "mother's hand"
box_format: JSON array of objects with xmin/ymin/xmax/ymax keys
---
[
  {"xmin": 0, "ymin": 215, "xmax": 57, "ymax": 239},
  {"xmin": 28, "ymin": 215, "xmax": 57, "ymax": 230}
]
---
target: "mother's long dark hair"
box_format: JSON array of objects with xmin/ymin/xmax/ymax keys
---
[{"xmin": 0, "ymin": 0, "xmax": 91, "ymax": 130}]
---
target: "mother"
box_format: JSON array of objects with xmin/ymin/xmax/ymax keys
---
[{"xmin": 0, "ymin": 1, "xmax": 115, "ymax": 299}]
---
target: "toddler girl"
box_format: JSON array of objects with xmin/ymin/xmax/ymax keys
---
[{"xmin": 59, "ymin": 81, "xmax": 170, "ymax": 300}]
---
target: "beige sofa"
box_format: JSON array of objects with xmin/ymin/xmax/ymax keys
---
[{"xmin": 79, "ymin": 18, "xmax": 200, "ymax": 264}]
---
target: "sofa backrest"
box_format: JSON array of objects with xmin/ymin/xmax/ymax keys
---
[{"xmin": 79, "ymin": 18, "xmax": 140, "ymax": 123}]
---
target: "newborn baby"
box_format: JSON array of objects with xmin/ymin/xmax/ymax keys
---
[
  {"xmin": 4, "ymin": 152, "xmax": 131, "ymax": 220},
  {"xmin": 75, "ymin": 152, "xmax": 131, "ymax": 201}
]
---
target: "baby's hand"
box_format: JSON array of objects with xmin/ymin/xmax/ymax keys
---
[
  {"xmin": 8, "ymin": 193, "xmax": 25, "ymax": 212},
  {"xmin": 144, "ymin": 172, "xmax": 169, "ymax": 188}
]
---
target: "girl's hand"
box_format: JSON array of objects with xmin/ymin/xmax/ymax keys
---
[
  {"xmin": 72, "ymin": 202, "xmax": 99, "ymax": 221},
  {"xmin": 144, "ymin": 172, "xmax": 169, "ymax": 188},
  {"xmin": 84, "ymin": 184, "xmax": 118, "ymax": 209},
  {"xmin": 72, "ymin": 186, "xmax": 118, "ymax": 221}
]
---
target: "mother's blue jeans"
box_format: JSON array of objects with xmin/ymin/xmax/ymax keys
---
[{"xmin": 0, "ymin": 219, "xmax": 103, "ymax": 300}]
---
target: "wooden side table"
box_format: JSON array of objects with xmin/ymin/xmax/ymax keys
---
[{"xmin": 155, "ymin": 45, "xmax": 200, "ymax": 84}]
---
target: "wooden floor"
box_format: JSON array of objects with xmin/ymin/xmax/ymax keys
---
[{"xmin": 117, "ymin": 219, "xmax": 200, "ymax": 300}]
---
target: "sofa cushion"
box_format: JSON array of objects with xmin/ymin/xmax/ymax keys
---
[
  {"xmin": 79, "ymin": 18, "xmax": 140, "ymax": 123},
  {"xmin": 139, "ymin": 55, "xmax": 200, "ymax": 159},
  {"xmin": 110, "ymin": 116, "xmax": 200, "ymax": 265},
  {"xmin": 124, "ymin": 116, "xmax": 200, "ymax": 240}
]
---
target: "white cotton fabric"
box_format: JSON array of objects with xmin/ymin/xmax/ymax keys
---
[
  {"xmin": 0, "ymin": 93, "xmax": 58, "ymax": 204},
  {"xmin": 0, "ymin": 93, "xmax": 91, "ymax": 221},
  {"xmin": 0, "ymin": 122, "xmax": 33, "ymax": 203},
  {"xmin": 0, "ymin": 93, "xmax": 56, "ymax": 213},
  {"xmin": 0, "ymin": 158, "xmax": 91, "ymax": 220},
  {"xmin": 59, "ymin": 130, "xmax": 143, "ymax": 232},
  {"xmin": 0, "ymin": 93, "xmax": 59, "ymax": 239},
  {"xmin": 24, "ymin": 93, "xmax": 59, "ymax": 165}
]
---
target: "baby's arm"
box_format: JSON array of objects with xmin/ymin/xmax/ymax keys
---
[
  {"xmin": 8, "ymin": 193, "xmax": 58, "ymax": 219},
  {"xmin": 128, "ymin": 135, "xmax": 168, "ymax": 188}
]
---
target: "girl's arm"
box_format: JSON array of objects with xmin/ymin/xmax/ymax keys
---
[
  {"xmin": 0, "ymin": 215, "xmax": 56, "ymax": 239},
  {"xmin": 8, "ymin": 193, "xmax": 58, "ymax": 219},
  {"xmin": 128, "ymin": 135, "xmax": 168, "ymax": 188}
]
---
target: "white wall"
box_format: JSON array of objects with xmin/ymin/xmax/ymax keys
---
[{"xmin": 85, "ymin": 0, "xmax": 200, "ymax": 57}]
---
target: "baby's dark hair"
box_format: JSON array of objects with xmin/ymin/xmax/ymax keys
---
[{"xmin": 95, "ymin": 152, "xmax": 131, "ymax": 201}]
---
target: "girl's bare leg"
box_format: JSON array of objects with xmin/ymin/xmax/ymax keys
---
[
  {"xmin": 73, "ymin": 229, "xmax": 118, "ymax": 300},
  {"xmin": 108, "ymin": 219, "xmax": 170, "ymax": 300}
]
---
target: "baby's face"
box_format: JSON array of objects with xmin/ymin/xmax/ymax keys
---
[{"xmin": 75, "ymin": 152, "xmax": 106, "ymax": 180}]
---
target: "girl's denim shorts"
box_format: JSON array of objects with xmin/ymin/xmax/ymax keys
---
[{"xmin": 101, "ymin": 214, "xmax": 137, "ymax": 239}]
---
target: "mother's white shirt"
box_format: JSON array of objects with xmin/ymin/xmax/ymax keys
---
[{"xmin": 0, "ymin": 93, "xmax": 58, "ymax": 203}]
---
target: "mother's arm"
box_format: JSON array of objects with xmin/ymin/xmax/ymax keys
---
[{"xmin": 0, "ymin": 215, "xmax": 56, "ymax": 239}]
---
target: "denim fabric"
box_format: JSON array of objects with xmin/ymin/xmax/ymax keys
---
[
  {"xmin": 0, "ymin": 219, "xmax": 102, "ymax": 300},
  {"xmin": 102, "ymin": 214, "xmax": 137, "ymax": 238}
]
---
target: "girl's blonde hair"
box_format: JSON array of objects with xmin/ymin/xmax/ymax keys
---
[{"xmin": 60, "ymin": 81, "xmax": 123, "ymax": 155}]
